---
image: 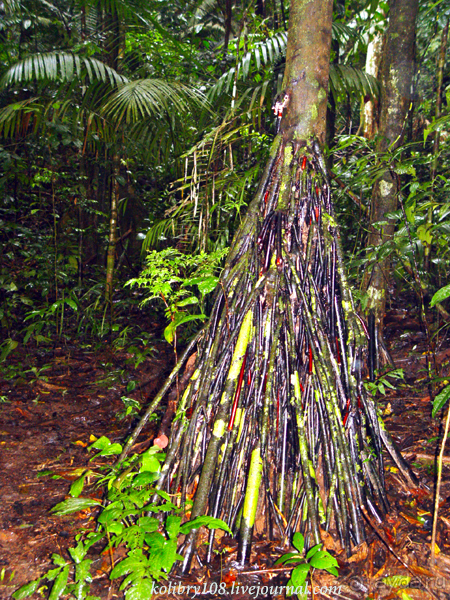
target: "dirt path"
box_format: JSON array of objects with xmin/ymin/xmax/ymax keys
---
[{"xmin": 1, "ymin": 305, "xmax": 450, "ymax": 599}]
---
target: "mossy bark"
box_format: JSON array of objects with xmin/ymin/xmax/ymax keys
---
[
  {"xmin": 364, "ymin": 0, "xmax": 419, "ymax": 337},
  {"xmin": 280, "ymin": 0, "xmax": 333, "ymax": 147}
]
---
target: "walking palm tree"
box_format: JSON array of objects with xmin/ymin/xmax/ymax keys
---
[{"xmin": 119, "ymin": 0, "xmax": 417, "ymax": 570}]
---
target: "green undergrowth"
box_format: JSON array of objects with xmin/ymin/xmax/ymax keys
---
[
  {"xmin": 275, "ymin": 533, "xmax": 339, "ymax": 599},
  {"xmin": 13, "ymin": 436, "xmax": 231, "ymax": 600},
  {"xmin": 13, "ymin": 435, "xmax": 341, "ymax": 600}
]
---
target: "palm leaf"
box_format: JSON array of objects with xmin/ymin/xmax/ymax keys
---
[
  {"xmin": 101, "ymin": 79, "xmax": 209, "ymax": 126},
  {"xmin": 0, "ymin": 98, "xmax": 43, "ymax": 137},
  {"xmin": 0, "ymin": 52, "xmax": 127, "ymax": 88},
  {"xmin": 329, "ymin": 64, "xmax": 379, "ymax": 99},
  {"xmin": 208, "ymin": 32, "xmax": 288, "ymax": 100}
]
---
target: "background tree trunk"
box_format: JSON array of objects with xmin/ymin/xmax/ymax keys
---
[
  {"xmin": 105, "ymin": 154, "xmax": 119, "ymax": 304},
  {"xmin": 363, "ymin": 0, "xmax": 419, "ymax": 343},
  {"xmin": 363, "ymin": 32, "xmax": 384, "ymax": 139}
]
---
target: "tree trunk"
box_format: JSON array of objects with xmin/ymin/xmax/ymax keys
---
[
  {"xmin": 105, "ymin": 154, "xmax": 119, "ymax": 304},
  {"xmin": 363, "ymin": 32, "xmax": 383, "ymax": 139},
  {"xmin": 124, "ymin": 0, "xmax": 417, "ymax": 572},
  {"xmin": 426, "ymin": 18, "xmax": 449, "ymax": 272},
  {"xmin": 363, "ymin": 0, "xmax": 419, "ymax": 342}
]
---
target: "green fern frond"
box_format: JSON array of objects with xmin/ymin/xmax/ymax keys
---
[
  {"xmin": 0, "ymin": 52, "xmax": 127, "ymax": 88},
  {"xmin": 332, "ymin": 22, "xmax": 360, "ymax": 43}
]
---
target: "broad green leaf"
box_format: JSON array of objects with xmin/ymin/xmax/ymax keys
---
[
  {"xmin": 65, "ymin": 298, "xmax": 78, "ymax": 310},
  {"xmin": 68, "ymin": 540, "xmax": 88, "ymax": 564},
  {"xmin": 132, "ymin": 472, "xmax": 158, "ymax": 487},
  {"xmin": 89, "ymin": 436, "xmax": 111, "ymax": 451},
  {"xmin": 138, "ymin": 517, "xmax": 159, "ymax": 533},
  {"xmin": 51, "ymin": 554, "xmax": 67, "ymax": 567},
  {"xmin": 290, "ymin": 563, "xmax": 310, "ymax": 588},
  {"xmin": 97, "ymin": 503, "xmax": 124, "ymax": 524},
  {"xmin": 274, "ymin": 553, "xmax": 304, "ymax": 565},
  {"xmin": 75, "ymin": 559, "xmax": 92, "ymax": 584},
  {"xmin": 48, "ymin": 566, "xmax": 69, "ymax": 600},
  {"xmin": 430, "ymin": 284, "xmax": 450, "ymax": 307},
  {"xmin": 305, "ymin": 543, "xmax": 322, "ymax": 560},
  {"xmin": 70, "ymin": 475, "xmax": 86, "ymax": 498},
  {"xmin": 292, "ymin": 532, "xmax": 304, "ymax": 554},
  {"xmin": 175, "ymin": 296, "xmax": 198, "ymax": 307},
  {"xmin": 110, "ymin": 552, "xmax": 147, "ymax": 580},
  {"xmin": 432, "ymin": 385, "xmax": 450, "ymax": 418},
  {"xmin": 416, "ymin": 224, "xmax": 433, "ymax": 246},
  {"xmin": 197, "ymin": 276, "xmax": 219, "ymax": 295},
  {"xmin": 309, "ymin": 550, "xmax": 339, "ymax": 571},
  {"xmin": 97, "ymin": 443, "xmax": 122, "ymax": 456},
  {"xmin": 164, "ymin": 321, "xmax": 176, "ymax": 344},
  {"xmin": 124, "ymin": 578, "xmax": 155, "ymax": 600},
  {"xmin": 107, "ymin": 521, "xmax": 123, "ymax": 535},
  {"xmin": 165, "ymin": 515, "xmax": 181, "ymax": 539},
  {"xmin": 175, "ymin": 314, "xmax": 206, "ymax": 327},
  {"xmin": 140, "ymin": 454, "xmax": 161, "ymax": 473},
  {"xmin": 46, "ymin": 568, "xmax": 63, "ymax": 582},
  {"xmin": 51, "ymin": 497, "xmax": 101, "ymax": 516},
  {"xmin": 180, "ymin": 516, "xmax": 231, "ymax": 535},
  {"xmin": 12, "ymin": 579, "xmax": 41, "ymax": 599}
]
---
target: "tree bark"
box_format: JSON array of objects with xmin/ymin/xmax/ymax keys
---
[
  {"xmin": 105, "ymin": 154, "xmax": 119, "ymax": 304},
  {"xmin": 363, "ymin": 0, "xmax": 419, "ymax": 339},
  {"xmin": 280, "ymin": 0, "xmax": 332, "ymax": 146},
  {"xmin": 363, "ymin": 32, "xmax": 383, "ymax": 139}
]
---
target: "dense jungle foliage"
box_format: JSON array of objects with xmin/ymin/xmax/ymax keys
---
[
  {"xmin": 2, "ymin": 1, "xmax": 450, "ymax": 599},
  {"xmin": 0, "ymin": 0, "xmax": 449, "ymax": 361}
]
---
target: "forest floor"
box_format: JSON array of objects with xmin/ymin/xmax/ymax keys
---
[{"xmin": 1, "ymin": 300, "xmax": 450, "ymax": 600}]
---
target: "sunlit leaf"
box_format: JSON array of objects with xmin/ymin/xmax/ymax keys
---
[{"xmin": 51, "ymin": 497, "xmax": 101, "ymax": 516}]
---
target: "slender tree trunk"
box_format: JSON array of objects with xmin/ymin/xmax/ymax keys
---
[
  {"xmin": 105, "ymin": 154, "xmax": 119, "ymax": 304},
  {"xmin": 223, "ymin": 0, "xmax": 233, "ymax": 57},
  {"xmin": 363, "ymin": 32, "xmax": 383, "ymax": 139},
  {"xmin": 363, "ymin": 0, "xmax": 419, "ymax": 341},
  {"xmin": 425, "ymin": 19, "xmax": 449, "ymax": 272}
]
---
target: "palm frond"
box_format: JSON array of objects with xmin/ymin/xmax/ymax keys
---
[
  {"xmin": 209, "ymin": 32, "xmax": 288, "ymax": 100},
  {"xmin": 0, "ymin": 52, "xmax": 127, "ymax": 88},
  {"xmin": 101, "ymin": 79, "xmax": 209, "ymax": 126},
  {"xmin": 3, "ymin": 0, "xmax": 21, "ymax": 14},
  {"xmin": 0, "ymin": 97, "xmax": 42, "ymax": 137},
  {"xmin": 332, "ymin": 22, "xmax": 361, "ymax": 43},
  {"xmin": 329, "ymin": 64, "xmax": 379, "ymax": 99}
]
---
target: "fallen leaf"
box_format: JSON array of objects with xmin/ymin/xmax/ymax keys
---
[
  {"xmin": 320, "ymin": 527, "xmax": 337, "ymax": 552},
  {"xmin": 348, "ymin": 541, "xmax": 368, "ymax": 563},
  {"xmin": 36, "ymin": 380, "xmax": 66, "ymax": 391}
]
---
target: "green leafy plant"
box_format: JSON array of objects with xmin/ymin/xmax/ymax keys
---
[
  {"xmin": 13, "ymin": 437, "xmax": 231, "ymax": 600},
  {"xmin": 117, "ymin": 395, "xmax": 141, "ymax": 420},
  {"xmin": 127, "ymin": 248, "xmax": 227, "ymax": 345},
  {"xmin": 275, "ymin": 533, "xmax": 339, "ymax": 599},
  {"xmin": 364, "ymin": 368, "xmax": 404, "ymax": 396}
]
